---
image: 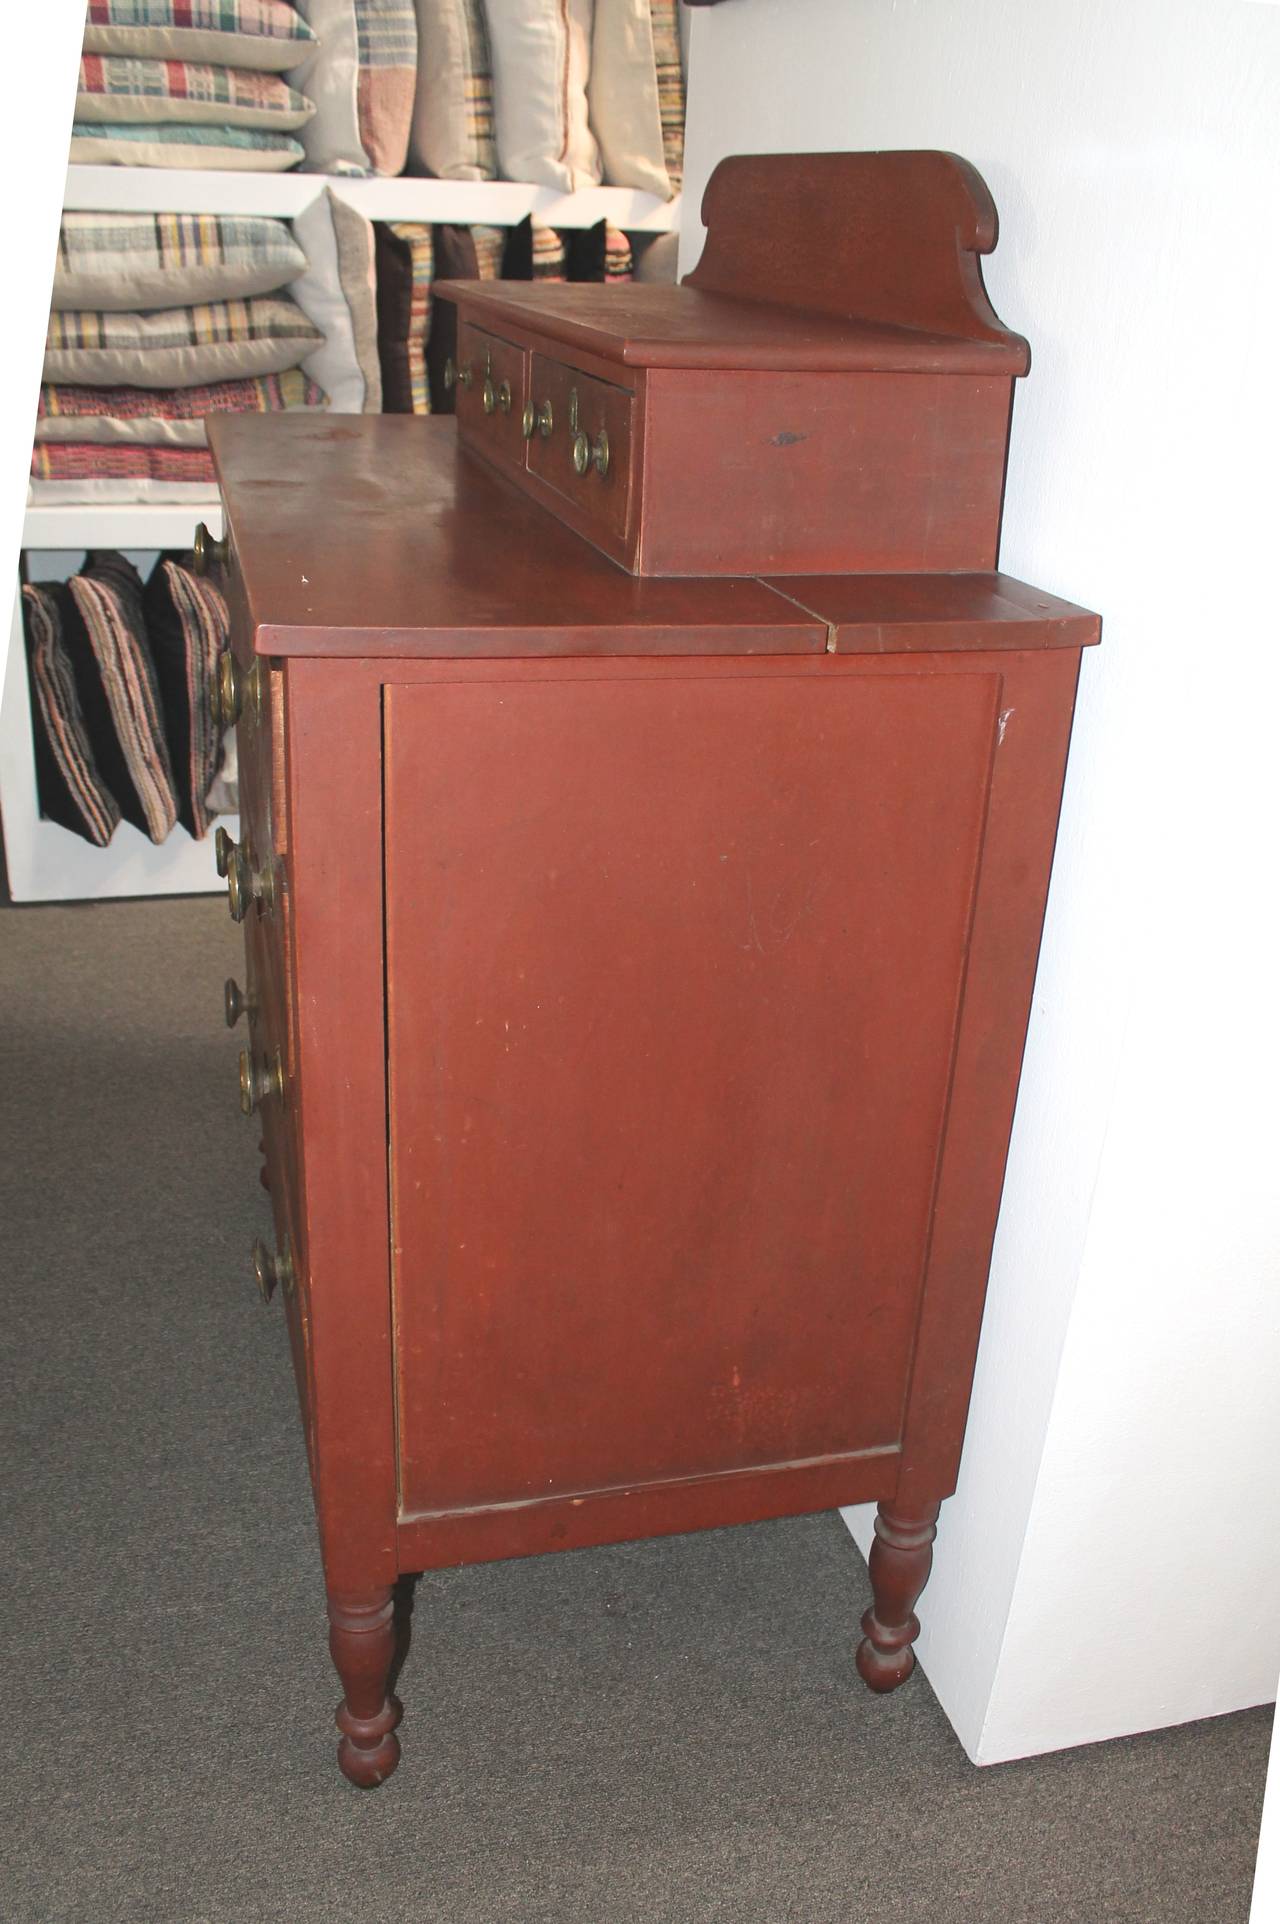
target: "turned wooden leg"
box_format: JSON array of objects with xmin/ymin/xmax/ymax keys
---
[
  {"xmin": 855, "ymin": 1501, "xmax": 941, "ymax": 1693},
  {"xmin": 327, "ymin": 1588, "xmax": 403, "ymax": 1787}
]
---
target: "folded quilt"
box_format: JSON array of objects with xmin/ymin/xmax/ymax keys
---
[
  {"xmin": 78, "ymin": 55, "xmax": 315, "ymax": 130},
  {"xmin": 37, "ymin": 370, "xmax": 327, "ymax": 444},
  {"xmin": 32, "ymin": 444, "xmax": 219, "ymax": 483},
  {"xmin": 45, "ymin": 295, "xmax": 322, "ymax": 386},
  {"xmin": 83, "ymin": 0, "xmax": 318, "ymax": 73},
  {"xmin": 70, "ymin": 121, "xmax": 305, "ymax": 168},
  {"xmin": 52, "ymin": 211, "xmax": 306, "ymax": 312}
]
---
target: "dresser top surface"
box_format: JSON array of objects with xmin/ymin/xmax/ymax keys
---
[
  {"xmin": 434, "ymin": 282, "xmax": 1029, "ymax": 376},
  {"xmin": 209, "ymin": 415, "xmax": 1098, "ymax": 660}
]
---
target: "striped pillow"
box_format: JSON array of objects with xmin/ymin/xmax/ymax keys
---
[
  {"xmin": 291, "ymin": 0, "xmax": 418, "ymax": 177},
  {"xmin": 143, "ymin": 556, "xmax": 230, "ymax": 840},
  {"xmin": 25, "ymin": 556, "xmax": 178, "ymax": 845},
  {"xmin": 52, "ymin": 212, "xmax": 306, "ymax": 313},
  {"xmin": 408, "ymin": 0, "xmax": 495, "ymax": 181},
  {"xmin": 36, "ymin": 370, "xmax": 327, "ymax": 445},
  {"xmin": 83, "ymin": 0, "xmax": 318, "ymax": 74},
  {"xmin": 21, "ymin": 585, "xmax": 122, "ymax": 847},
  {"xmin": 77, "ymin": 56, "xmax": 315, "ymax": 132},
  {"xmin": 44, "ymin": 296, "xmax": 323, "ymax": 388},
  {"xmin": 69, "ymin": 121, "xmax": 305, "ymax": 170},
  {"xmin": 375, "ymin": 221, "xmax": 434, "ymax": 414}
]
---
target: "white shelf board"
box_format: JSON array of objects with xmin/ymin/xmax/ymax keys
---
[
  {"xmin": 64, "ymin": 165, "xmax": 681, "ymax": 232},
  {"xmin": 1, "ymin": 586, "xmax": 232, "ymax": 901},
  {"xmin": 23, "ymin": 498, "xmax": 221, "ymax": 552}
]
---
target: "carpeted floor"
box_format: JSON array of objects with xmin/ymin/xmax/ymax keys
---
[{"xmin": 0, "ymin": 894, "xmax": 1270, "ymax": 1924}]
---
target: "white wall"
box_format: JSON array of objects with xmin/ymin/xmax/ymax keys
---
[{"xmin": 682, "ymin": 0, "xmax": 1280, "ymax": 1764}]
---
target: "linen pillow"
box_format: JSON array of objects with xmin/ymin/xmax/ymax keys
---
[
  {"xmin": 375, "ymin": 221, "xmax": 433, "ymax": 414},
  {"xmin": 36, "ymin": 370, "xmax": 327, "ymax": 445},
  {"xmin": 77, "ymin": 56, "xmax": 315, "ymax": 132},
  {"xmin": 143, "ymin": 556, "xmax": 230, "ymax": 840},
  {"xmin": 588, "ymin": 0, "xmax": 683, "ymax": 199},
  {"xmin": 28, "ymin": 555, "xmax": 178, "ymax": 844},
  {"xmin": 291, "ymin": 189, "xmax": 381, "ymax": 410},
  {"xmin": 52, "ymin": 212, "xmax": 307, "ymax": 313},
  {"xmin": 484, "ymin": 0, "xmax": 600, "ymax": 192},
  {"xmin": 408, "ymin": 0, "xmax": 494, "ymax": 180},
  {"xmin": 83, "ymin": 0, "xmax": 319, "ymax": 74},
  {"xmin": 44, "ymin": 296, "xmax": 322, "ymax": 388},
  {"xmin": 21, "ymin": 585, "xmax": 122, "ymax": 847},
  {"xmin": 69, "ymin": 121, "xmax": 305, "ymax": 169},
  {"xmin": 291, "ymin": 0, "xmax": 417, "ymax": 176}
]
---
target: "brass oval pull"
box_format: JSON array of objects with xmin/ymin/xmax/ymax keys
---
[
  {"xmin": 239, "ymin": 1047, "xmax": 285, "ymax": 1116},
  {"xmin": 214, "ymin": 825, "xmax": 234, "ymax": 879},
  {"xmin": 252, "ymin": 1234, "xmax": 295, "ymax": 1304},
  {"xmin": 224, "ymin": 977, "xmax": 253, "ymax": 1028},
  {"xmin": 193, "ymin": 522, "xmax": 227, "ymax": 576},
  {"xmin": 536, "ymin": 399, "xmax": 554, "ymax": 439},
  {"xmin": 444, "ymin": 357, "xmax": 473, "ymax": 392}
]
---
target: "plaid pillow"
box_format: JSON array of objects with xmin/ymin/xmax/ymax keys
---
[
  {"xmin": 78, "ymin": 56, "xmax": 315, "ymax": 132},
  {"xmin": 375, "ymin": 221, "xmax": 433, "ymax": 415},
  {"xmin": 83, "ymin": 0, "xmax": 318, "ymax": 74},
  {"xmin": 295, "ymin": 0, "xmax": 418, "ymax": 177},
  {"xmin": 52, "ymin": 212, "xmax": 306, "ymax": 313},
  {"xmin": 69, "ymin": 121, "xmax": 305, "ymax": 169},
  {"xmin": 21, "ymin": 586, "xmax": 122, "ymax": 847},
  {"xmin": 37, "ymin": 370, "xmax": 327, "ymax": 445},
  {"xmin": 143, "ymin": 556, "xmax": 230, "ymax": 839},
  {"xmin": 45, "ymin": 296, "xmax": 322, "ymax": 387},
  {"xmin": 409, "ymin": 0, "xmax": 495, "ymax": 181}
]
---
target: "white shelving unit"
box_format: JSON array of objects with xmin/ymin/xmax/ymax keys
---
[{"xmin": 3, "ymin": 166, "xmax": 680, "ymax": 902}]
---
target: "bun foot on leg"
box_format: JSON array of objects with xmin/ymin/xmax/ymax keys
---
[
  {"xmin": 327, "ymin": 1588, "xmax": 403, "ymax": 1787},
  {"xmin": 855, "ymin": 1501, "xmax": 941, "ymax": 1694}
]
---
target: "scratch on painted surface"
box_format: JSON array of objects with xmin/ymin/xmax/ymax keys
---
[{"xmin": 997, "ymin": 706, "xmax": 1015, "ymax": 745}]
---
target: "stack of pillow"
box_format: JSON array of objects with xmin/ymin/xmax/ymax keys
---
[
  {"xmin": 22, "ymin": 549, "xmax": 235, "ymax": 847},
  {"xmin": 72, "ymin": 0, "xmax": 319, "ymax": 173},
  {"xmin": 34, "ymin": 208, "xmax": 334, "ymax": 502},
  {"xmin": 288, "ymin": 0, "xmax": 683, "ymax": 198},
  {"xmin": 34, "ymin": 194, "xmax": 385, "ymax": 502}
]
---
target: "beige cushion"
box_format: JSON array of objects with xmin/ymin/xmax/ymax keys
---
[
  {"xmin": 408, "ymin": 0, "xmax": 495, "ymax": 180},
  {"xmin": 52, "ymin": 212, "xmax": 307, "ymax": 313},
  {"xmin": 485, "ymin": 0, "xmax": 600, "ymax": 192},
  {"xmin": 68, "ymin": 124, "xmax": 305, "ymax": 168},
  {"xmin": 290, "ymin": 0, "xmax": 417, "ymax": 176},
  {"xmin": 291, "ymin": 189, "xmax": 382, "ymax": 411},
  {"xmin": 588, "ymin": 0, "xmax": 683, "ymax": 200},
  {"xmin": 77, "ymin": 57, "xmax": 316, "ymax": 131},
  {"xmin": 83, "ymin": 0, "xmax": 318, "ymax": 75}
]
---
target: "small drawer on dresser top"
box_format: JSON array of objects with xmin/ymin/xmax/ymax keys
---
[
  {"xmin": 453, "ymin": 322, "xmax": 528, "ymax": 471},
  {"xmin": 524, "ymin": 356, "xmax": 635, "ymax": 552}
]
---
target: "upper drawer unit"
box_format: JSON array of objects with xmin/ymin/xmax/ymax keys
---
[{"xmin": 437, "ymin": 150, "xmax": 1031, "ymax": 578}]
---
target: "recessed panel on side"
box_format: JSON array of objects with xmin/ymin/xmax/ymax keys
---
[{"xmin": 386, "ymin": 667, "xmax": 998, "ymax": 1517}]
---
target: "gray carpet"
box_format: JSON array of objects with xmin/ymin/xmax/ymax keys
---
[{"xmin": 0, "ymin": 895, "xmax": 1269, "ymax": 1924}]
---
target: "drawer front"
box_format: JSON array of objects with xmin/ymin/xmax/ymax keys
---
[
  {"xmin": 454, "ymin": 322, "xmax": 528, "ymax": 471},
  {"xmin": 525, "ymin": 355, "xmax": 634, "ymax": 547}
]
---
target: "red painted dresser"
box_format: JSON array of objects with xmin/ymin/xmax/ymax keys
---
[{"xmin": 205, "ymin": 152, "xmax": 1100, "ymax": 1786}]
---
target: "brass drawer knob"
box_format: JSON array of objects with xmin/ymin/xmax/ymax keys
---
[
  {"xmin": 239, "ymin": 1046, "xmax": 285, "ymax": 1116},
  {"xmin": 572, "ymin": 428, "xmax": 610, "ymax": 479},
  {"xmin": 226, "ymin": 843, "xmax": 275, "ymax": 923},
  {"xmin": 214, "ymin": 824, "xmax": 234, "ymax": 878},
  {"xmin": 193, "ymin": 521, "xmax": 228, "ymax": 576},
  {"xmin": 443, "ymin": 357, "xmax": 473, "ymax": 392},
  {"xmin": 252, "ymin": 1234, "xmax": 294, "ymax": 1304},
  {"xmin": 213, "ymin": 650, "xmax": 262, "ymax": 729},
  {"xmin": 482, "ymin": 376, "xmax": 512, "ymax": 416},
  {"xmin": 224, "ymin": 977, "xmax": 253, "ymax": 1028},
  {"xmin": 523, "ymin": 399, "xmax": 553, "ymax": 440}
]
